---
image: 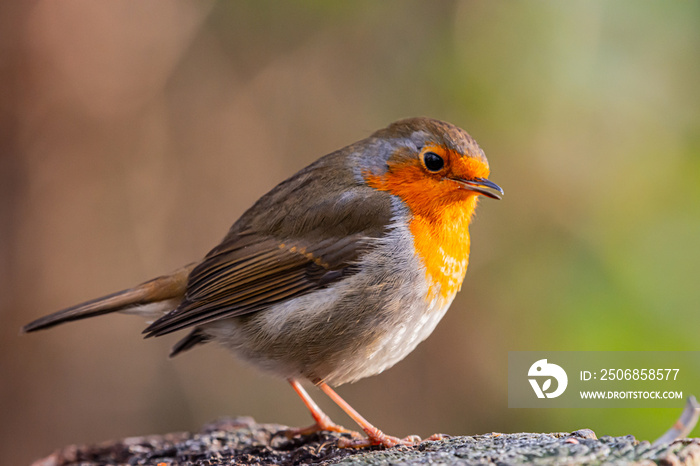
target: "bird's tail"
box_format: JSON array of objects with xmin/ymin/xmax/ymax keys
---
[{"xmin": 22, "ymin": 264, "xmax": 196, "ymax": 333}]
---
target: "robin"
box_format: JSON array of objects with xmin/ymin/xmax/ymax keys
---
[{"xmin": 23, "ymin": 117, "xmax": 503, "ymax": 448}]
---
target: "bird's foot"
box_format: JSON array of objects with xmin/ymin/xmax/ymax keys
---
[
  {"xmin": 337, "ymin": 433, "xmax": 417, "ymax": 448},
  {"xmin": 337, "ymin": 428, "xmax": 448, "ymax": 448},
  {"xmin": 284, "ymin": 417, "xmax": 362, "ymax": 439}
]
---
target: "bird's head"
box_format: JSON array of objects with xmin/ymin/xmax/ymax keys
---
[{"xmin": 361, "ymin": 117, "xmax": 503, "ymax": 219}]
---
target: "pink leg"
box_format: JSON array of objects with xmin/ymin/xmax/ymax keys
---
[
  {"xmin": 318, "ymin": 383, "xmax": 423, "ymax": 448},
  {"xmin": 285, "ymin": 379, "xmax": 360, "ymax": 438}
]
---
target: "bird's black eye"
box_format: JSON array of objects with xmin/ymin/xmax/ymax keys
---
[{"xmin": 422, "ymin": 152, "xmax": 444, "ymax": 172}]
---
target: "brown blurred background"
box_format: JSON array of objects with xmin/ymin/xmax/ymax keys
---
[{"xmin": 2, "ymin": 1, "xmax": 700, "ymax": 464}]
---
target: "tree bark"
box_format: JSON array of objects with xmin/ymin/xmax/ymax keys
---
[{"xmin": 31, "ymin": 417, "xmax": 700, "ymax": 466}]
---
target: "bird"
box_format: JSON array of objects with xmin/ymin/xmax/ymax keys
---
[{"xmin": 22, "ymin": 117, "xmax": 503, "ymax": 448}]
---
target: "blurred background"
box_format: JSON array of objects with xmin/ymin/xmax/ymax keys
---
[{"xmin": 2, "ymin": 1, "xmax": 699, "ymax": 464}]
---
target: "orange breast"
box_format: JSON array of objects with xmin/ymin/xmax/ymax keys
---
[
  {"xmin": 408, "ymin": 201, "xmax": 474, "ymax": 304},
  {"xmin": 364, "ymin": 163, "xmax": 479, "ymax": 304}
]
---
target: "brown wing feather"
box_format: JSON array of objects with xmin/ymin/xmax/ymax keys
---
[
  {"xmin": 144, "ymin": 148, "xmax": 394, "ymax": 338},
  {"xmin": 143, "ymin": 233, "xmax": 366, "ymax": 337}
]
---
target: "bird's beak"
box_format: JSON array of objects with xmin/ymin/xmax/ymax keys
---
[{"xmin": 453, "ymin": 177, "xmax": 504, "ymax": 200}]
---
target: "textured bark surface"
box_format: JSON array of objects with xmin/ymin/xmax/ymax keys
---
[{"xmin": 32, "ymin": 417, "xmax": 700, "ymax": 466}]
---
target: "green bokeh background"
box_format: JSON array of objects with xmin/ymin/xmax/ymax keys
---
[{"xmin": 2, "ymin": 1, "xmax": 699, "ymax": 464}]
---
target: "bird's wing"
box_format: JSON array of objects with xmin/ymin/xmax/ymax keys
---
[
  {"xmin": 143, "ymin": 172, "xmax": 393, "ymax": 338},
  {"xmin": 143, "ymin": 233, "xmax": 364, "ymax": 337}
]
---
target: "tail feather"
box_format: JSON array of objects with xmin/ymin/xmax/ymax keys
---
[
  {"xmin": 22, "ymin": 264, "xmax": 196, "ymax": 333},
  {"xmin": 169, "ymin": 329, "xmax": 210, "ymax": 358}
]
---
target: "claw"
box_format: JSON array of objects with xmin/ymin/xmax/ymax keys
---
[
  {"xmin": 337, "ymin": 432, "xmax": 448, "ymax": 449},
  {"xmin": 425, "ymin": 433, "xmax": 449, "ymax": 441},
  {"xmin": 337, "ymin": 432, "xmax": 422, "ymax": 449},
  {"xmin": 285, "ymin": 420, "xmax": 361, "ymax": 439}
]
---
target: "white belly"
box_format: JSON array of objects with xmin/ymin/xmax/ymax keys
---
[{"xmin": 342, "ymin": 296, "xmax": 453, "ymax": 383}]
